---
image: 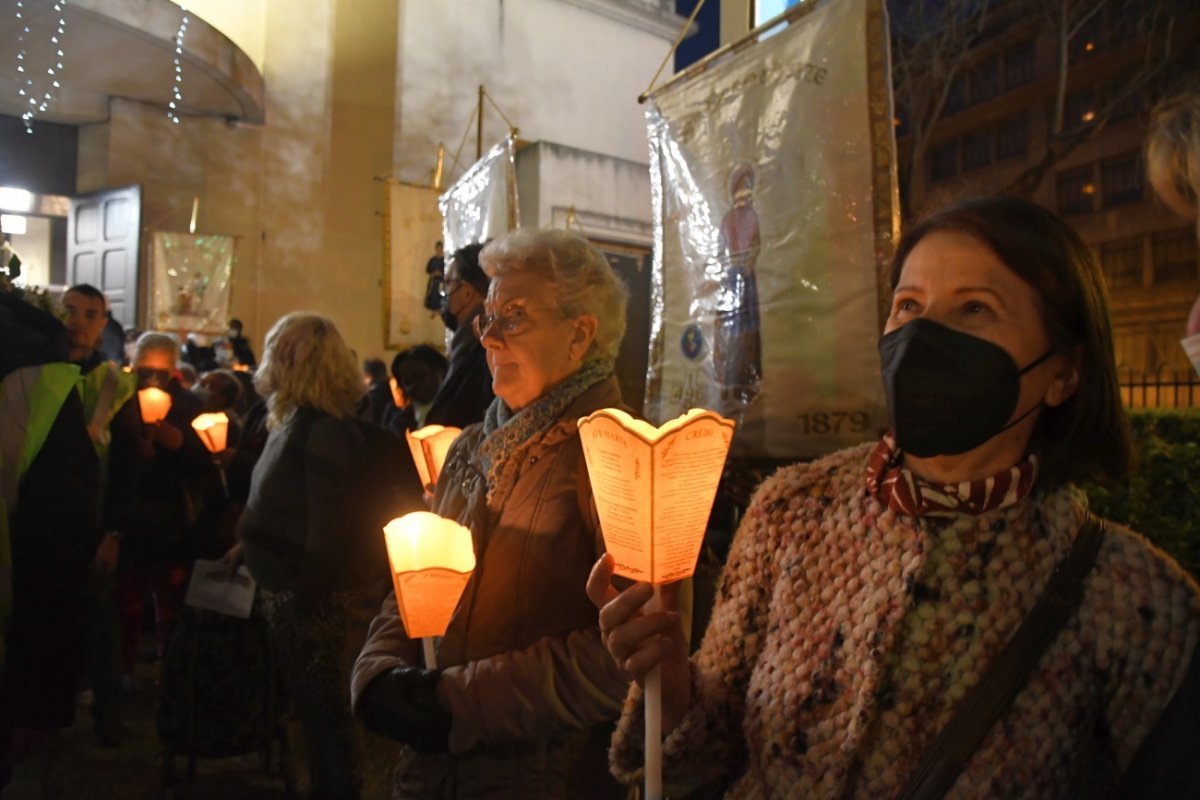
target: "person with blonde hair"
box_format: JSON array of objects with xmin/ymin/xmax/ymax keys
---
[
  {"xmin": 239, "ymin": 312, "xmax": 400, "ymax": 800},
  {"xmin": 353, "ymin": 229, "xmax": 633, "ymax": 798},
  {"xmin": 1146, "ymin": 88, "xmax": 1200, "ymax": 341}
]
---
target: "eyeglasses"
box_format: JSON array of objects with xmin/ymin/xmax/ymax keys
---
[
  {"xmin": 444, "ymin": 280, "xmax": 467, "ymax": 299},
  {"xmin": 136, "ymin": 367, "xmax": 172, "ymax": 387},
  {"xmin": 473, "ymin": 302, "xmax": 560, "ymax": 340}
]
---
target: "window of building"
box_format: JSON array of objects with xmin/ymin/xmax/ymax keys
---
[
  {"xmin": 970, "ymin": 57, "xmax": 1000, "ymax": 105},
  {"xmin": 1057, "ymin": 165, "xmax": 1096, "ymax": 214},
  {"xmin": 1005, "ymin": 41, "xmax": 1034, "ymax": 89},
  {"xmin": 1064, "ymin": 88, "xmax": 1097, "ymax": 130},
  {"xmin": 943, "ymin": 74, "xmax": 966, "ymax": 116},
  {"xmin": 1101, "ymin": 152, "xmax": 1143, "ymax": 208},
  {"xmin": 1100, "ymin": 237, "xmax": 1143, "ymax": 290},
  {"xmin": 930, "ymin": 140, "xmax": 958, "ymax": 182},
  {"xmin": 1151, "ymin": 228, "xmax": 1199, "ymax": 284},
  {"xmin": 961, "ymin": 130, "xmax": 993, "ymax": 171},
  {"xmin": 995, "ymin": 115, "xmax": 1028, "ymax": 159}
]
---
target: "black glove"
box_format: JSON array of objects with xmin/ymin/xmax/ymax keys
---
[{"xmin": 360, "ymin": 666, "xmax": 452, "ymax": 753}]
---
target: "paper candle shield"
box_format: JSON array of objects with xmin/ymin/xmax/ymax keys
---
[
  {"xmin": 383, "ymin": 512, "xmax": 476, "ymax": 639},
  {"xmin": 138, "ymin": 387, "xmax": 173, "ymax": 424},
  {"xmin": 405, "ymin": 425, "xmax": 462, "ymax": 489},
  {"xmin": 191, "ymin": 412, "xmax": 230, "ymax": 453},
  {"xmin": 578, "ymin": 408, "xmax": 734, "ymax": 584}
]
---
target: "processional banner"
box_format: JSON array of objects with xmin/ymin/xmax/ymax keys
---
[
  {"xmin": 438, "ymin": 136, "xmax": 520, "ymax": 255},
  {"xmin": 149, "ymin": 232, "xmax": 234, "ymax": 335},
  {"xmin": 643, "ymin": 0, "xmax": 898, "ymax": 459},
  {"xmin": 385, "ymin": 182, "xmax": 445, "ymax": 349}
]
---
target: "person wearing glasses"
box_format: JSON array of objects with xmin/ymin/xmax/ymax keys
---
[
  {"xmin": 426, "ymin": 243, "xmax": 495, "ymax": 428},
  {"xmin": 353, "ymin": 229, "xmax": 633, "ymax": 798}
]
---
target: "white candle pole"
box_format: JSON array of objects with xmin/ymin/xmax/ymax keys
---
[
  {"xmin": 644, "ymin": 585, "xmax": 663, "ymax": 800},
  {"xmin": 423, "ymin": 637, "xmax": 437, "ymax": 670}
]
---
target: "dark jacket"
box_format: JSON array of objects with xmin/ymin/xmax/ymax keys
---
[
  {"xmin": 352, "ymin": 377, "xmax": 630, "ymax": 799},
  {"xmin": 124, "ymin": 381, "xmax": 221, "ymax": 567},
  {"xmin": 425, "ymin": 309, "xmax": 493, "ymax": 429},
  {"xmin": 240, "ymin": 409, "xmax": 413, "ymax": 596}
]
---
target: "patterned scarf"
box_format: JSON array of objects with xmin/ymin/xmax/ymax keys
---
[
  {"xmin": 865, "ymin": 432, "xmax": 1037, "ymax": 517},
  {"xmin": 478, "ymin": 358, "xmax": 613, "ymax": 503}
]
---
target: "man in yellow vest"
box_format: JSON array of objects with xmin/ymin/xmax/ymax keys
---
[
  {"xmin": 63, "ymin": 284, "xmax": 141, "ymax": 746},
  {"xmin": 0, "ymin": 291, "xmax": 100, "ymax": 789}
]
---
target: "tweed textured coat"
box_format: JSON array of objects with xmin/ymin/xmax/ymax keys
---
[{"xmin": 611, "ymin": 442, "xmax": 1200, "ymax": 798}]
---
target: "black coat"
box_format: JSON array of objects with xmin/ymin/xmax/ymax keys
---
[{"xmin": 425, "ymin": 314, "xmax": 493, "ymax": 429}]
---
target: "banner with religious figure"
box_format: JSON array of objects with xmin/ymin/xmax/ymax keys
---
[
  {"xmin": 149, "ymin": 232, "xmax": 235, "ymax": 336},
  {"xmin": 642, "ymin": 0, "xmax": 898, "ymax": 459},
  {"xmin": 438, "ymin": 136, "xmax": 520, "ymax": 255},
  {"xmin": 385, "ymin": 182, "xmax": 446, "ymax": 349}
]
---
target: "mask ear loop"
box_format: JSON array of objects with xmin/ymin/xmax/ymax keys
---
[{"xmin": 1000, "ymin": 347, "xmax": 1060, "ymax": 434}]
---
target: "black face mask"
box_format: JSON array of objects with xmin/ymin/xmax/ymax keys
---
[
  {"xmin": 440, "ymin": 307, "xmax": 459, "ymax": 332},
  {"xmin": 879, "ymin": 318, "xmax": 1055, "ymax": 458}
]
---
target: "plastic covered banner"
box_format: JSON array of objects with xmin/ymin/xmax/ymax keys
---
[
  {"xmin": 438, "ymin": 136, "xmax": 520, "ymax": 255},
  {"xmin": 385, "ymin": 182, "xmax": 445, "ymax": 348},
  {"xmin": 642, "ymin": 0, "xmax": 898, "ymax": 459},
  {"xmin": 150, "ymin": 232, "xmax": 234, "ymax": 335}
]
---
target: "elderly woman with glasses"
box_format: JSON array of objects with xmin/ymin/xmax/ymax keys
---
[{"xmin": 353, "ymin": 229, "xmax": 633, "ymax": 798}]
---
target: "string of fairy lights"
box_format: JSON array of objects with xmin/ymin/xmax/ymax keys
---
[
  {"xmin": 14, "ymin": 0, "xmax": 67, "ymax": 134},
  {"xmin": 169, "ymin": 7, "xmax": 189, "ymax": 124},
  {"xmin": 12, "ymin": 2, "xmax": 188, "ymax": 131}
]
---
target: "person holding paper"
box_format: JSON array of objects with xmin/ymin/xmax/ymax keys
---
[
  {"xmin": 239, "ymin": 312, "xmax": 402, "ymax": 800},
  {"xmin": 589, "ymin": 196, "xmax": 1200, "ymax": 798},
  {"xmin": 353, "ymin": 229, "xmax": 633, "ymax": 798}
]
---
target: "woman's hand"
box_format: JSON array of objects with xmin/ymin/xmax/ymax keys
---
[{"xmin": 587, "ymin": 553, "xmax": 691, "ymax": 733}]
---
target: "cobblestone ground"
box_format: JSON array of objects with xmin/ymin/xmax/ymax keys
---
[{"xmin": 4, "ymin": 634, "xmax": 398, "ymax": 800}]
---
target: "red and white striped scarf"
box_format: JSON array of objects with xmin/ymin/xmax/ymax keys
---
[{"xmin": 865, "ymin": 432, "xmax": 1037, "ymax": 517}]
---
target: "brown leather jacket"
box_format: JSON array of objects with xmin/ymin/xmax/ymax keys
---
[{"xmin": 352, "ymin": 376, "xmax": 631, "ymax": 798}]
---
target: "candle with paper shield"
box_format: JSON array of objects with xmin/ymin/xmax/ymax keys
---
[
  {"xmin": 577, "ymin": 407, "xmax": 734, "ymax": 800},
  {"xmin": 405, "ymin": 425, "xmax": 462, "ymax": 491},
  {"xmin": 382, "ymin": 512, "xmax": 476, "ymax": 669},
  {"xmin": 191, "ymin": 412, "xmax": 230, "ymax": 453},
  {"xmin": 137, "ymin": 387, "xmax": 172, "ymax": 425}
]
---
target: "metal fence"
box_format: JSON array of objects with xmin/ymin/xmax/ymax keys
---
[{"xmin": 1117, "ymin": 367, "xmax": 1200, "ymax": 409}]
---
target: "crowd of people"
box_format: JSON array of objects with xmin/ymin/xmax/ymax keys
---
[{"xmin": 1, "ymin": 91, "xmax": 1200, "ymax": 800}]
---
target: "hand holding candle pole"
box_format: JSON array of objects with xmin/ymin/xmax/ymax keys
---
[
  {"xmin": 579, "ymin": 408, "xmax": 734, "ymax": 800},
  {"xmin": 382, "ymin": 512, "xmax": 475, "ymax": 669}
]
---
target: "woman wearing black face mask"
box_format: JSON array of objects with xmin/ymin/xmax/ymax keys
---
[{"xmin": 589, "ymin": 196, "xmax": 1199, "ymax": 799}]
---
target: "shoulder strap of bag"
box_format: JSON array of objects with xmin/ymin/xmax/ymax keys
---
[{"xmin": 897, "ymin": 512, "xmax": 1105, "ymax": 800}]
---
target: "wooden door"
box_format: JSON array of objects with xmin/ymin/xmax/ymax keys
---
[{"xmin": 67, "ymin": 185, "xmax": 141, "ymax": 328}]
